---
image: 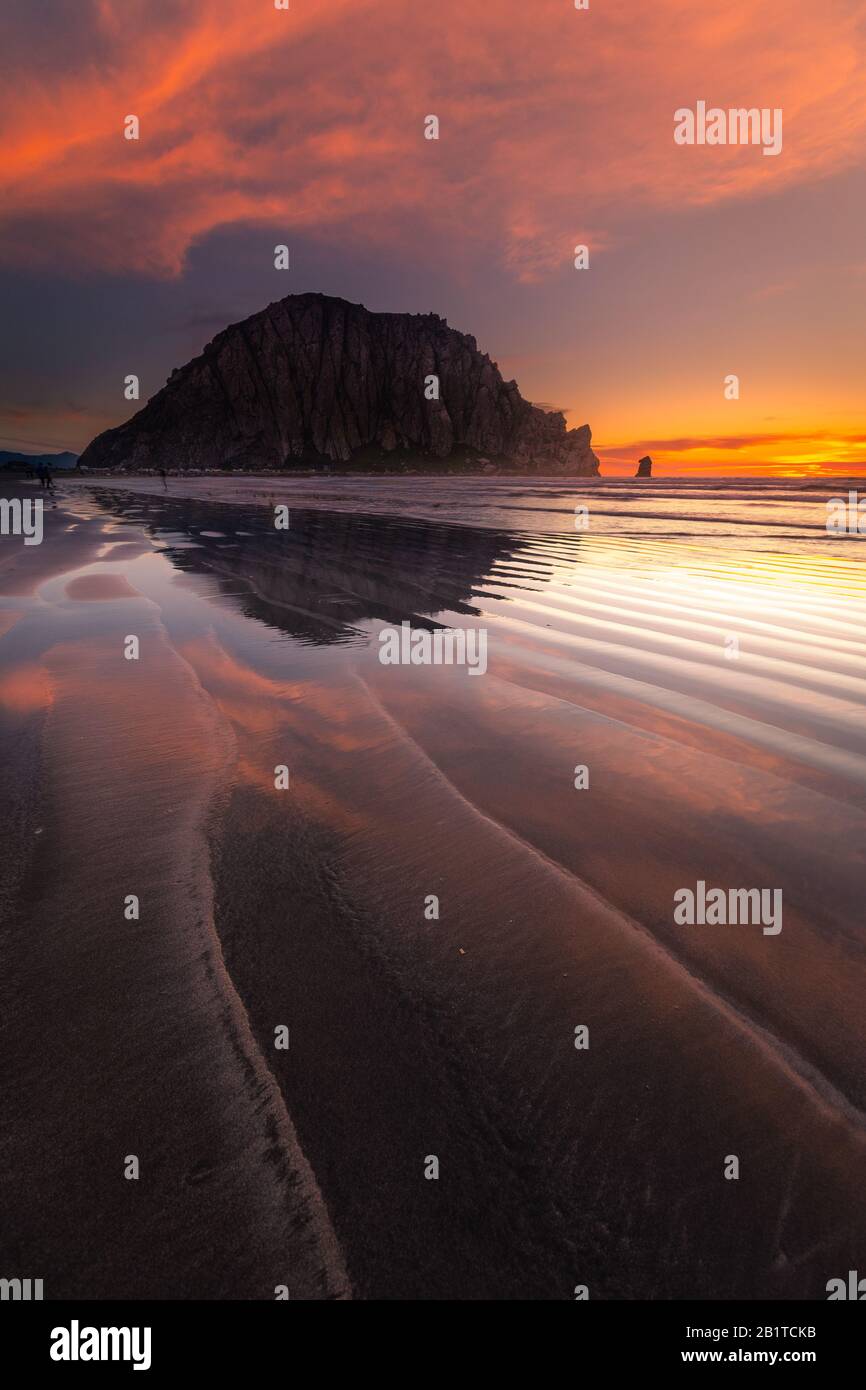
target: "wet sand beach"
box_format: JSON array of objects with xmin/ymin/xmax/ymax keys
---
[
  {"xmin": 2, "ymin": 475, "xmax": 866, "ymax": 1299},
  {"xmin": 0, "ymin": 485, "xmax": 347, "ymax": 1299}
]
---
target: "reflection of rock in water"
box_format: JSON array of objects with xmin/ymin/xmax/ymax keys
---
[{"xmin": 88, "ymin": 490, "xmax": 544, "ymax": 644}]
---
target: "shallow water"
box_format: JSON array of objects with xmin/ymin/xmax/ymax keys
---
[
  {"xmin": 79, "ymin": 471, "xmax": 866, "ymax": 550},
  {"xmin": 2, "ymin": 475, "xmax": 866, "ymax": 1298}
]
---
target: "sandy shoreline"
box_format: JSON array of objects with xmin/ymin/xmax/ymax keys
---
[
  {"xmin": 2, "ymin": 478, "xmax": 866, "ymax": 1298},
  {"xmin": 0, "ymin": 484, "xmax": 348, "ymax": 1299}
]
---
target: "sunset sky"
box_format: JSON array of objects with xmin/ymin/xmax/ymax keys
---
[{"xmin": 2, "ymin": 0, "xmax": 865, "ymax": 475}]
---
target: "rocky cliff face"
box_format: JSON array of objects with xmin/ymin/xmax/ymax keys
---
[{"xmin": 78, "ymin": 294, "xmax": 599, "ymax": 475}]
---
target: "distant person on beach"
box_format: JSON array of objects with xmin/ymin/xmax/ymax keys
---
[{"xmin": 158, "ymin": 468, "xmax": 168, "ymax": 490}]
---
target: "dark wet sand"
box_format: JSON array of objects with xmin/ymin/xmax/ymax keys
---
[
  {"xmin": 3, "ymin": 478, "xmax": 866, "ymax": 1299},
  {"xmin": 0, "ymin": 486, "xmax": 347, "ymax": 1299}
]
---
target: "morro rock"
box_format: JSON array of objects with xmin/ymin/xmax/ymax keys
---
[
  {"xmin": 635, "ymin": 455, "xmax": 652, "ymax": 477},
  {"xmin": 78, "ymin": 293, "xmax": 599, "ymax": 476}
]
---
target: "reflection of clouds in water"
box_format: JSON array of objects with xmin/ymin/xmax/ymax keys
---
[
  {"xmin": 64, "ymin": 573, "xmax": 142, "ymax": 601},
  {"xmin": 0, "ymin": 662, "xmax": 53, "ymax": 712}
]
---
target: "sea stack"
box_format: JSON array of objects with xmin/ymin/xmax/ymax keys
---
[
  {"xmin": 78, "ymin": 293, "xmax": 600, "ymax": 477},
  {"xmin": 635, "ymin": 455, "xmax": 653, "ymax": 477}
]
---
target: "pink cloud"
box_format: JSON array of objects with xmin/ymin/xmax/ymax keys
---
[{"xmin": 2, "ymin": 0, "xmax": 865, "ymax": 279}]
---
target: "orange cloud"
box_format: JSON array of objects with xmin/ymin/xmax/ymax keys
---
[{"xmin": 2, "ymin": 0, "xmax": 866, "ymax": 279}]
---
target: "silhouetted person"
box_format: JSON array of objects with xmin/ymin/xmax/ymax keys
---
[
  {"xmin": 44, "ymin": 465, "xmax": 54, "ymax": 492},
  {"xmin": 158, "ymin": 468, "xmax": 168, "ymax": 490}
]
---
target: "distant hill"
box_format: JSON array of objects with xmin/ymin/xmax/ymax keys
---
[{"xmin": 0, "ymin": 450, "xmax": 78, "ymax": 470}]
